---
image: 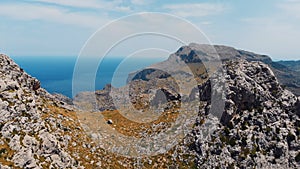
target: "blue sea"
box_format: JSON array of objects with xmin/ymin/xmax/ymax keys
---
[{"xmin": 11, "ymin": 56, "xmax": 166, "ymax": 98}]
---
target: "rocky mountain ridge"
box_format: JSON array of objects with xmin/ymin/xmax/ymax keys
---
[
  {"xmin": 171, "ymin": 43, "xmax": 300, "ymax": 96},
  {"xmin": 127, "ymin": 43, "xmax": 300, "ymax": 96}
]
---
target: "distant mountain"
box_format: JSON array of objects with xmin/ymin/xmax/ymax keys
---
[
  {"xmin": 270, "ymin": 60, "xmax": 300, "ymax": 96},
  {"xmin": 127, "ymin": 43, "xmax": 300, "ymax": 96},
  {"xmin": 172, "ymin": 43, "xmax": 300, "ymax": 96},
  {"xmin": 277, "ymin": 60, "xmax": 300, "ymax": 72}
]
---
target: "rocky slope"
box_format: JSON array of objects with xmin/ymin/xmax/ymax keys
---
[
  {"xmin": 216, "ymin": 44, "xmax": 300, "ymax": 96},
  {"xmin": 0, "ymin": 54, "xmax": 84, "ymax": 168},
  {"xmin": 1, "ymin": 43, "xmax": 300, "ymax": 168},
  {"xmin": 193, "ymin": 60, "xmax": 300, "ymax": 168}
]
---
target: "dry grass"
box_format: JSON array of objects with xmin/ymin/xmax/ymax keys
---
[
  {"xmin": 45, "ymin": 102, "xmax": 197, "ymax": 168},
  {"xmin": 0, "ymin": 140, "xmax": 17, "ymax": 168},
  {"xmin": 47, "ymin": 104, "xmax": 129, "ymax": 168},
  {"xmin": 101, "ymin": 104, "xmax": 179, "ymax": 137}
]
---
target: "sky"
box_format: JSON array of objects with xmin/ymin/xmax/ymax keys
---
[{"xmin": 0, "ymin": 0, "xmax": 300, "ymax": 60}]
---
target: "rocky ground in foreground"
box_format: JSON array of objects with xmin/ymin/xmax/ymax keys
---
[{"xmin": 1, "ymin": 44, "xmax": 300, "ymax": 168}]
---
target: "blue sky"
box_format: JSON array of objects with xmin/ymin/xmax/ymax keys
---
[{"xmin": 0, "ymin": 0, "xmax": 299, "ymax": 60}]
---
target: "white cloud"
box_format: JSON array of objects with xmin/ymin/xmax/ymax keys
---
[
  {"xmin": 30, "ymin": 0, "xmax": 106, "ymax": 9},
  {"xmin": 163, "ymin": 3, "xmax": 226, "ymax": 18},
  {"xmin": 0, "ymin": 3, "xmax": 110, "ymax": 28},
  {"xmin": 29, "ymin": 0, "xmax": 132, "ymax": 12},
  {"xmin": 114, "ymin": 6, "xmax": 132, "ymax": 13},
  {"xmin": 200, "ymin": 21, "xmax": 213, "ymax": 25},
  {"xmin": 131, "ymin": 0, "xmax": 151, "ymax": 5},
  {"xmin": 277, "ymin": 1, "xmax": 300, "ymax": 18}
]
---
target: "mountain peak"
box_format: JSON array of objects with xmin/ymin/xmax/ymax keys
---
[{"xmin": 172, "ymin": 43, "xmax": 272, "ymax": 63}]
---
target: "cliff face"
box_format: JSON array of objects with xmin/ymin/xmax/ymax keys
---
[
  {"xmin": 193, "ymin": 60, "xmax": 300, "ymax": 168},
  {"xmin": 0, "ymin": 54, "xmax": 82, "ymax": 168},
  {"xmin": 1, "ymin": 43, "xmax": 300, "ymax": 168}
]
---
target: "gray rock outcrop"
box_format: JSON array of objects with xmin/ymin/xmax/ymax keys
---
[
  {"xmin": 0, "ymin": 54, "xmax": 80, "ymax": 168},
  {"xmin": 191, "ymin": 60, "xmax": 300, "ymax": 168}
]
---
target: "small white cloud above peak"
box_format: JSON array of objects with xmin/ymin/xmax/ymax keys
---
[
  {"xmin": 131, "ymin": 0, "xmax": 150, "ymax": 5},
  {"xmin": 163, "ymin": 3, "xmax": 226, "ymax": 18}
]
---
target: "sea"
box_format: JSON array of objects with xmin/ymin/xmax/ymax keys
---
[{"xmin": 11, "ymin": 56, "xmax": 166, "ymax": 98}]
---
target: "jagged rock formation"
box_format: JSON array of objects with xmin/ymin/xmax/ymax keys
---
[
  {"xmin": 192, "ymin": 60, "xmax": 300, "ymax": 168},
  {"xmin": 214, "ymin": 44, "xmax": 300, "ymax": 96},
  {"xmin": 0, "ymin": 54, "xmax": 85, "ymax": 168}
]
